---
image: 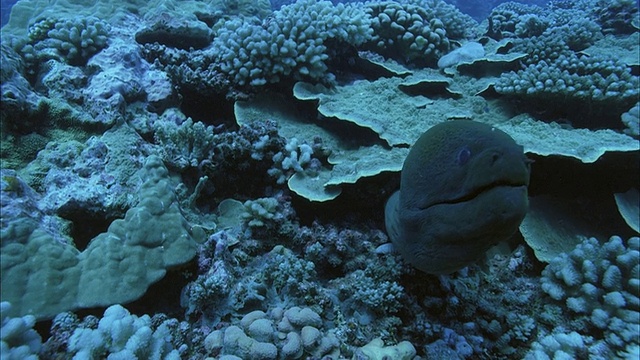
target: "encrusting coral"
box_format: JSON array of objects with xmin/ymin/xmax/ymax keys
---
[{"xmin": 1, "ymin": 156, "xmax": 205, "ymax": 320}]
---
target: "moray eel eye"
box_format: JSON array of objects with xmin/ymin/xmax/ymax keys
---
[
  {"xmin": 384, "ymin": 121, "xmax": 530, "ymax": 274},
  {"xmin": 456, "ymin": 146, "xmax": 472, "ymax": 166}
]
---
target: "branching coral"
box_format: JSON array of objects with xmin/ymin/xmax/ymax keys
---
[
  {"xmin": 364, "ymin": 1, "xmax": 450, "ymax": 66},
  {"xmin": 0, "ymin": 302, "xmax": 41, "ymax": 360},
  {"xmin": 68, "ymin": 306, "xmax": 182, "ymax": 359},
  {"xmin": 495, "ymin": 53, "xmax": 639, "ymax": 123},
  {"xmin": 212, "ymin": 0, "xmax": 372, "ymax": 86},
  {"xmin": 539, "ymin": 236, "xmax": 640, "ymax": 356},
  {"xmin": 153, "ymin": 118, "xmax": 217, "ymax": 171},
  {"xmin": 19, "ymin": 16, "xmax": 110, "ymax": 68}
]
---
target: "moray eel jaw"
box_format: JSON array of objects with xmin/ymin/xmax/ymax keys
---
[
  {"xmin": 386, "ymin": 184, "xmax": 528, "ymax": 274},
  {"xmin": 385, "ymin": 121, "xmax": 530, "ymax": 274}
]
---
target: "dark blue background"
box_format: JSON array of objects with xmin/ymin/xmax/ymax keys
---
[{"xmin": 1, "ymin": 0, "xmax": 18, "ymax": 27}]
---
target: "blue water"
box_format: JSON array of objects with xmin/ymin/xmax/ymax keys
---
[{"xmin": 0, "ymin": 0, "xmax": 17, "ymax": 27}]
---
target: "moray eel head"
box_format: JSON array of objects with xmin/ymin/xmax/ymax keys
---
[{"xmin": 385, "ymin": 121, "xmax": 530, "ymax": 274}]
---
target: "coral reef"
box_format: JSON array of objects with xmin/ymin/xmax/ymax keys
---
[
  {"xmin": 0, "ymin": 0, "xmax": 638, "ymax": 359},
  {"xmin": 204, "ymin": 307, "xmax": 341, "ymax": 358},
  {"xmin": 495, "ymin": 54, "xmax": 639, "ymax": 113},
  {"xmin": 621, "ymin": 103, "xmax": 640, "ymax": 136},
  {"xmin": 0, "ymin": 302, "xmax": 42, "ymax": 360},
  {"xmin": 486, "ymin": 1, "xmax": 548, "ymax": 39},
  {"xmin": 364, "ymin": 1, "xmax": 450, "ymax": 66},
  {"xmin": 1, "ymin": 155, "xmax": 205, "ymax": 319},
  {"xmin": 211, "ymin": 0, "xmax": 372, "ymax": 87},
  {"xmin": 20, "ymin": 125, "xmax": 150, "ymax": 217},
  {"xmin": 19, "ymin": 16, "xmax": 110, "ymax": 68},
  {"xmin": 493, "ymin": 5, "xmax": 638, "ymax": 126},
  {"xmin": 66, "ymin": 305, "xmax": 183, "ymax": 359},
  {"xmin": 154, "ymin": 118, "xmax": 217, "ymax": 172},
  {"xmin": 0, "ymin": 44, "xmax": 37, "ymax": 118},
  {"xmin": 594, "ymin": 0, "xmax": 639, "ymax": 35},
  {"xmin": 539, "ymin": 236, "xmax": 640, "ymax": 357}
]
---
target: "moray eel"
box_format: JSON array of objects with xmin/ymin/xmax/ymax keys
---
[{"xmin": 385, "ymin": 121, "xmax": 530, "ymax": 274}]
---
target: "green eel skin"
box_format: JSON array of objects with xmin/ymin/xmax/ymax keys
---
[{"xmin": 385, "ymin": 121, "xmax": 531, "ymax": 274}]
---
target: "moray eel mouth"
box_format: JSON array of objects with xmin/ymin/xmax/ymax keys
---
[{"xmin": 426, "ymin": 181, "xmax": 528, "ymax": 208}]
